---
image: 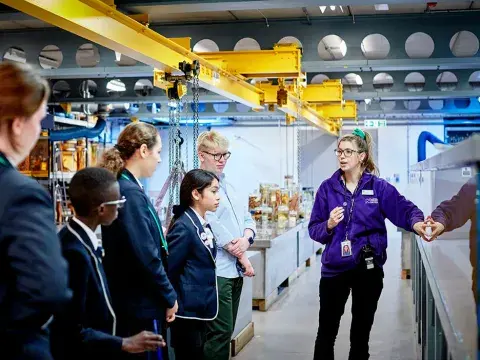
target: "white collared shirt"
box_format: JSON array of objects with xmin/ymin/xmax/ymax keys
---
[
  {"xmin": 190, "ymin": 207, "xmax": 215, "ymax": 245},
  {"xmin": 205, "ymin": 173, "xmax": 257, "ymax": 278},
  {"xmin": 72, "ymin": 217, "xmax": 101, "ymax": 250},
  {"xmin": 190, "ymin": 207, "xmax": 207, "ymax": 227}
]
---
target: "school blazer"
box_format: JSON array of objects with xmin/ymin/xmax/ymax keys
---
[
  {"xmin": 0, "ymin": 158, "xmax": 70, "ymax": 360},
  {"xmin": 167, "ymin": 208, "xmax": 218, "ymax": 320},
  {"xmin": 101, "ymin": 169, "xmax": 176, "ymax": 321},
  {"xmin": 51, "ymin": 220, "xmax": 123, "ymax": 360}
]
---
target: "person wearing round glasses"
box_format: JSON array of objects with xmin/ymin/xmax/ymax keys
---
[
  {"xmin": 197, "ymin": 130, "xmax": 256, "ymax": 360},
  {"xmin": 308, "ymin": 128, "xmax": 428, "ymax": 360}
]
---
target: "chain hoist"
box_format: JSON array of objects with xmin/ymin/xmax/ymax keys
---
[
  {"xmin": 173, "ymin": 98, "xmax": 182, "ymax": 203},
  {"xmin": 182, "ymin": 94, "xmax": 189, "ymax": 171},
  {"xmin": 192, "ymin": 60, "xmax": 200, "ymax": 169},
  {"xmin": 168, "ymin": 102, "xmax": 175, "ymax": 210},
  {"xmin": 296, "ymin": 118, "xmax": 301, "ymax": 187},
  {"xmin": 295, "ymin": 80, "xmax": 302, "ymax": 187}
]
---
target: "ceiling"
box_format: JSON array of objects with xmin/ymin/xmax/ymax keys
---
[
  {"xmin": 129, "ymin": 1, "xmax": 479, "ymax": 24},
  {"xmin": 0, "ymin": 1, "xmax": 478, "ymax": 29}
]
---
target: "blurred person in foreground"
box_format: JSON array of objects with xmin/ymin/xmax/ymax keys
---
[
  {"xmin": 0, "ymin": 62, "xmax": 70, "ymax": 359},
  {"xmin": 425, "ymin": 176, "xmax": 477, "ymax": 302},
  {"xmin": 51, "ymin": 167, "xmax": 166, "ymax": 360}
]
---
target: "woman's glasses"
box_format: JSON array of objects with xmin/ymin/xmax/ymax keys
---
[
  {"xmin": 101, "ymin": 196, "xmax": 127, "ymax": 209},
  {"xmin": 334, "ymin": 149, "xmax": 360, "ymax": 157},
  {"xmin": 203, "ymin": 151, "xmax": 232, "ymax": 161}
]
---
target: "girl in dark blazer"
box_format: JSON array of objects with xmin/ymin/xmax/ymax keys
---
[
  {"xmin": 167, "ymin": 169, "xmax": 221, "ymax": 360},
  {"xmin": 0, "ymin": 62, "xmax": 70, "ymax": 360},
  {"xmin": 100, "ymin": 123, "xmax": 177, "ymax": 359}
]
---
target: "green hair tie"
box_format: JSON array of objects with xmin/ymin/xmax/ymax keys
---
[{"xmin": 352, "ymin": 128, "xmax": 366, "ymax": 140}]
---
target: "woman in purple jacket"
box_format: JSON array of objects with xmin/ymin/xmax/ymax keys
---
[{"xmin": 308, "ymin": 128, "xmax": 427, "ymax": 360}]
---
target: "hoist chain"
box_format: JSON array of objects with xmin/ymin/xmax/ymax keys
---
[
  {"xmin": 174, "ymin": 98, "xmax": 181, "ymax": 203},
  {"xmin": 168, "ymin": 102, "xmax": 175, "ymax": 209},
  {"xmin": 182, "ymin": 95, "xmax": 189, "ymax": 171},
  {"xmin": 296, "ymin": 81, "xmax": 302, "ymax": 187},
  {"xmin": 192, "ymin": 61, "xmax": 200, "ymax": 169},
  {"xmin": 296, "ymin": 120, "xmax": 301, "ymax": 187}
]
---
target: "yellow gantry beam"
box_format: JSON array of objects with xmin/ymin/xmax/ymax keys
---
[
  {"xmin": 2, "ymin": 0, "xmax": 349, "ymax": 135},
  {"xmin": 197, "ymin": 44, "xmax": 303, "ymax": 79},
  {"xmin": 255, "ymin": 82, "xmax": 340, "ymax": 135},
  {"xmin": 256, "ymin": 81, "xmax": 355, "ymax": 122},
  {"xmin": 315, "ymin": 101, "xmax": 357, "ymax": 119},
  {"xmin": 302, "ymin": 80, "xmax": 343, "ymax": 103},
  {"xmin": 4, "ymin": 0, "xmax": 264, "ymax": 109},
  {"xmin": 279, "ymin": 93, "xmax": 340, "ymax": 135}
]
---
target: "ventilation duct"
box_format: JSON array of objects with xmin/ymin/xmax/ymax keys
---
[{"xmin": 49, "ymin": 118, "xmax": 107, "ymax": 141}]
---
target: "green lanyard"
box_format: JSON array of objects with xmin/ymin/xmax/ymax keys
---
[
  {"xmin": 0, "ymin": 154, "xmax": 12, "ymax": 168},
  {"xmin": 120, "ymin": 173, "xmax": 168, "ymax": 253}
]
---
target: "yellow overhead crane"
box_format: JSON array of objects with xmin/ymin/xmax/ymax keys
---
[{"xmin": 2, "ymin": 0, "xmax": 357, "ymax": 136}]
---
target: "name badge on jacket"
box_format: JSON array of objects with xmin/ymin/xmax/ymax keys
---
[{"xmin": 362, "ymin": 189, "xmax": 374, "ymax": 196}]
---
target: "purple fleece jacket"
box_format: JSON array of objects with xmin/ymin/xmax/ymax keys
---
[{"xmin": 308, "ymin": 169, "xmax": 424, "ymax": 277}]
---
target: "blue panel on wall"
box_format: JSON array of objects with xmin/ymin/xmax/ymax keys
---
[
  {"xmin": 191, "ymin": 102, "xmax": 206, "ymax": 112},
  {"xmin": 41, "ymin": 114, "xmax": 55, "ymax": 129}
]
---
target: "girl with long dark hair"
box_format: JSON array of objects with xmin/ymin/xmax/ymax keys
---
[{"xmin": 166, "ymin": 169, "xmax": 221, "ymax": 360}]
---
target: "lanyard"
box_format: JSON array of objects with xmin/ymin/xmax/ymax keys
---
[
  {"xmin": 0, "ymin": 153, "xmax": 12, "ymax": 169},
  {"xmin": 343, "ymin": 179, "xmax": 359, "ymax": 241},
  {"xmin": 120, "ymin": 173, "xmax": 168, "ymax": 253},
  {"xmin": 221, "ymin": 181, "xmax": 241, "ymax": 235}
]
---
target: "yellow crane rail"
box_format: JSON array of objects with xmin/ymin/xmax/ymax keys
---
[
  {"xmin": 315, "ymin": 101, "xmax": 357, "ymax": 119},
  {"xmin": 4, "ymin": 0, "xmax": 264, "ymax": 108},
  {"xmin": 302, "ymin": 80, "xmax": 344, "ymax": 103},
  {"xmin": 2, "ymin": 0, "xmax": 346, "ymax": 135},
  {"xmin": 197, "ymin": 44, "xmax": 303, "ymax": 79}
]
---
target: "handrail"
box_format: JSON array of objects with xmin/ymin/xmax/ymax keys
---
[{"xmin": 413, "ymin": 233, "xmax": 471, "ymax": 359}]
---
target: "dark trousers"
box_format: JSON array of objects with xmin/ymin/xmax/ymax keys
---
[
  {"xmin": 204, "ymin": 276, "xmax": 243, "ymax": 360},
  {"xmin": 313, "ymin": 265, "xmax": 384, "ymax": 360},
  {"xmin": 117, "ymin": 317, "xmax": 168, "ymax": 360},
  {"xmin": 171, "ymin": 318, "xmax": 207, "ymax": 360}
]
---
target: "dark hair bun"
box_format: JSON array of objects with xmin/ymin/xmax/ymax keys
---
[{"xmin": 172, "ymin": 204, "xmax": 186, "ymax": 217}]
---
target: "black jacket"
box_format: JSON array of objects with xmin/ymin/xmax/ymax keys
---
[
  {"xmin": 51, "ymin": 219, "xmax": 123, "ymax": 360},
  {"xmin": 0, "ymin": 154, "xmax": 70, "ymax": 360},
  {"xmin": 101, "ymin": 169, "xmax": 176, "ymax": 322},
  {"xmin": 167, "ymin": 208, "xmax": 218, "ymax": 320}
]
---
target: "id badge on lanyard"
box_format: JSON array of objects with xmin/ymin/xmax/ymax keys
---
[
  {"xmin": 341, "ymin": 239, "xmax": 352, "ymax": 257},
  {"xmin": 342, "ymin": 193, "xmax": 356, "ymax": 258}
]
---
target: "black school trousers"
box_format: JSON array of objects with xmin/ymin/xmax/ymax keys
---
[
  {"xmin": 171, "ymin": 318, "xmax": 207, "ymax": 360},
  {"xmin": 313, "ymin": 264, "xmax": 384, "ymax": 360}
]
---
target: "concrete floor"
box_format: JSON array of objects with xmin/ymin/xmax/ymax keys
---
[{"xmin": 235, "ymin": 227, "xmax": 416, "ymax": 360}]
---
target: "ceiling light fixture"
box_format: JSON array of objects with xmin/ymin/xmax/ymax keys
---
[
  {"xmin": 330, "ymin": 5, "xmax": 336, "ymax": 10},
  {"xmin": 374, "ymin": 4, "xmax": 389, "ymax": 11},
  {"xmin": 319, "ymin": 6, "xmax": 327, "ymax": 13}
]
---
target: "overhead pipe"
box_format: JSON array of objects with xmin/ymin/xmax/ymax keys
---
[
  {"xmin": 417, "ymin": 131, "xmax": 446, "ymax": 162},
  {"xmin": 49, "ymin": 118, "xmax": 107, "ymax": 142}
]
